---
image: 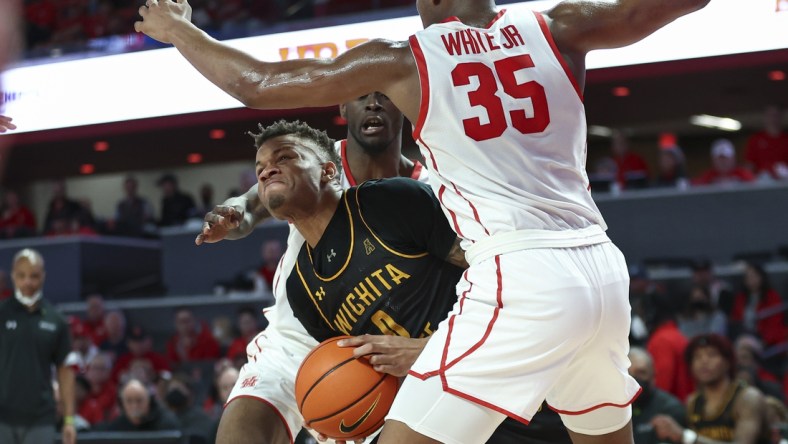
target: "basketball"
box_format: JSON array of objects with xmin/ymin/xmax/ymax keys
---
[{"xmin": 295, "ymin": 336, "xmax": 399, "ymax": 441}]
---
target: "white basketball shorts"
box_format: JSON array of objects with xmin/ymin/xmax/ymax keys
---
[{"xmin": 389, "ymin": 242, "xmax": 641, "ymax": 440}]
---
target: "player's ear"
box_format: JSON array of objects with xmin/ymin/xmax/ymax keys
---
[{"xmin": 322, "ymin": 162, "xmax": 338, "ymax": 183}]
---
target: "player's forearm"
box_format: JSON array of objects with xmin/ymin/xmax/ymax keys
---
[
  {"xmin": 168, "ymin": 21, "xmax": 271, "ymax": 108},
  {"xmin": 57, "ymin": 365, "xmax": 76, "ymax": 418},
  {"xmin": 223, "ymin": 184, "xmax": 270, "ymax": 240}
]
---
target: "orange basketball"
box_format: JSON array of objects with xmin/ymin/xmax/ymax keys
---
[{"xmin": 295, "ymin": 335, "xmax": 399, "ymax": 441}]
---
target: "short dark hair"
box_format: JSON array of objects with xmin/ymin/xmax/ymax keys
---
[
  {"xmin": 685, "ymin": 333, "xmax": 736, "ymax": 379},
  {"xmin": 248, "ymin": 120, "xmax": 339, "ymax": 167}
]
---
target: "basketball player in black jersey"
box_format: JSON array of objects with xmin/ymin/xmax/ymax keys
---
[
  {"xmin": 250, "ymin": 119, "xmax": 570, "ymax": 444},
  {"xmin": 203, "ymin": 100, "xmax": 570, "ymax": 443},
  {"xmin": 651, "ymin": 334, "xmax": 771, "ymax": 444}
]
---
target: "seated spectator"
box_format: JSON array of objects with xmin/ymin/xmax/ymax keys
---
[
  {"xmin": 0, "ymin": 190, "xmax": 36, "ymax": 238},
  {"xmin": 691, "ymin": 258, "xmax": 735, "ymax": 315},
  {"xmin": 587, "ymin": 156, "xmax": 618, "ymax": 193},
  {"xmin": 96, "ymin": 379, "xmax": 180, "ymax": 432},
  {"xmin": 65, "ymin": 316, "xmax": 100, "ymax": 374},
  {"xmin": 166, "ymin": 308, "xmax": 220, "ymax": 366},
  {"xmin": 112, "ymin": 175, "xmax": 156, "ymax": 237},
  {"xmin": 730, "ymin": 261, "xmax": 788, "ymax": 349},
  {"xmin": 628, "ymin": 347, "xmax": 686, "ymax": 444},
  {"xmin": 652, "ymin": 144, "xmax": 688, "ymax": 189},
  {"xmin": 99, "ymin": 309, "xmax": 128, "ymax": 361},
  {"xmin": 75, "ymin": 374, "xmax": 104, "ymax": 426},
  {"xmin": 83, "ymin": 293, "xmax": 107, "ymax": 346},
  {"xmin": 43, "ymin": 179, "xmax": 83, "ymax": 235},
  {"xmin": 83, "ymin": 353, "xmax": 117, "ymax": 424},
  {"xmin": 196, "ymin": 183, "xmax": 214, "ymax": 217},
  {"xmin": 157, "ymin": 173, "xmax": 196, "ymax": 227},
  {"xmin": 610, "ymin": 129, "xmax": 650, "ymax": 189},
  {"xmin": 678, "ymin": 285, "xmax": 728, "ymax": 339},
  {"xmin": 735, "ymin": 335, "xmax": 780, "ymax": 383},
  {"xmin": 203, "ymin": 361, "xmax": 239, "ymax": 421},
  {"xmin": 629, "ymin": 263, "xmax": 660, "ymax": 347},
  {"xmin": 652, "ymin": 334, "xmax": 771, "ymax": 443},
  {"xmin": 258, "ymin": 238, "xmax": 283, "ymax": 292},
  {"xmin": 225, "ymin": 306, "xmax": 260, "ymax": 367},
  {"xmin": 112, "ymin": 325, "xmax": 171, "ymax": 384},
  {"xmin": 745, "ymin": 105, "xmax": 788, "ymax": 181},
  {"xmin": 164, "ymin": 373, "xmax": 214, "ymax": 443},
  {"xmin": 693, "ymin": 139, "xmax": 755, "ymax": 186},
  {"xmin": 645, "ymin": 292, "xmax": 694, "ymax": 402}
]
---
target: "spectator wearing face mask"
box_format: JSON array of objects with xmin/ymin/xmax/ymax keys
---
[
  {"xmin": 164, "ymin": 374, "xmax": 213, "ymax": 443},
  {"xmin": 628, "ymin": 347, "xmax": 686, "ymax": 444}
]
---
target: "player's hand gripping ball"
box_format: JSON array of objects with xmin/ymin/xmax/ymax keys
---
[{"xmin": 295, "ymin": 336, "xmax": 399, "ymax": 441}]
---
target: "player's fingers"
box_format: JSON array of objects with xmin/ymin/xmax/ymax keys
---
[{"xmin": 337, "ymin": 334, "xmax": 374, "ymax": 347}]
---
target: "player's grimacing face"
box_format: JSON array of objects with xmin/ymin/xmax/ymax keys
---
[{"xmin": 256, "ymin": 135, "xmax": 324, "ymax": 214}]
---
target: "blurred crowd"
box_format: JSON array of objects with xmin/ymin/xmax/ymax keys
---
[
  {"xmin": 55, "ymin": 294, "xmax": 266, "ymax": 443},
  {"xmin": 22, "ymin": 0, "xmax": 413, "ymax": 57},
  {"xmin": 589, "ymin": 105, "xmax": 788, "ymax": 194}
]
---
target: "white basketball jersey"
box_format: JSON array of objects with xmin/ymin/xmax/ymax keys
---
[
  {"xmin": 409, "ymin": 10, "xmax": 606, "ymax": 249},
  {"xmin": 261, "ymin": 140, "xmax": 429, "ymax": 347}
]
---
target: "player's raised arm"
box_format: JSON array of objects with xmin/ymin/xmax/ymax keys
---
[
  {"xmin": 135, "ymin": 0, "xmax": 418, "ymax": 118},
  {"xmin": 547, "ymin": 0, "xmax": 710, "ymax": 55}
]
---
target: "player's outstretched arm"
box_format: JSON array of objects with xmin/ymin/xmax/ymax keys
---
[
  {"xmin": 338, "ymin": 335, "xmax": 429, "ymax": 377},
  {"xmin": 195, "ymin": 183, "xmax": 270, "ymax": 245},
  {"xmin": 0, "ymin": 115, "xmax": 16, "ymax": 133},
  {"xmin": 547, "ymin": 0, "xmax": 710, "ymax": 55},
  {"xmin": 135, "ymin": 0, "xmax": 418, "ymax": 117}
]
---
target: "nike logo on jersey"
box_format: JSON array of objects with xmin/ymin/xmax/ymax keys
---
[
  {"xmin": 327, "ymin": 249, "xmax": 337, "ymax": 262},
  {"xmin": 339, "ymin": 393, "xmax": 381, "ymax": 434}
]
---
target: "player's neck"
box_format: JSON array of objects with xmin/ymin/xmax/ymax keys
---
[
  {"xmin": 346, "ymin": 139, "xmax": 413, "ymax": 182},
  {"xmin": 452, "ymin": 2, "xmax": 499, "ymax": 28},
  {"xmin": 291, "ymin": 189, "xmax": 342, "ymax": 248},
  {"xmin": 701, "ymin": 377, "xmax": 732, "ymax": 399}
]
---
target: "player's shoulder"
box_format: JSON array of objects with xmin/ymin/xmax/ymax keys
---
[{"xmin": 358, "ymin": 177, "xmax": 431, "ymax": 197}]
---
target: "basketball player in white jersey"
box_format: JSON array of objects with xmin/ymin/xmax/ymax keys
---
[
  {"xmin": 199, "ymin": 93, "xmax": 426, "ymax": 444},
  {"xmin": 137, "ymin": 0, "xmax": 709, "ymax": 442}
]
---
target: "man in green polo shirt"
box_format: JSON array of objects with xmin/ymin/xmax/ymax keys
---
[{"xmin": 0, "ymin": 248, "xmax": 76, "ymax": 444}]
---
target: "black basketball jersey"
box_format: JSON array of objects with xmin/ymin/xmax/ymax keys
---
[
  {"xmin": 287, "ymin": 178, "xmax": 464, "ymax": 342},
  {"xmin": 688, "ymin": 380, "xmax": 772, "ymax": 444}
]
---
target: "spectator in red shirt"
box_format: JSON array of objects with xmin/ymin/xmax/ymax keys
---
[
  {"xmin": 112, "ymin": 325, "xmax": 170, "ymax": 383},
  {"xmin": 730, "ymin": 261, "xmax": 788, "ymax": 349},
  {"xmin": 0, "ymin": 190, "xmax": 37, "ymax": 239},
  {"xmin": 610, "ymin": 129, "xmax": 650, "ymax": 190},
  {"xmin": 166, "ymin": 308, "xmax": 220, "ymax": 365},
  {"xmin": 646, "ymin": 292, "xmax": 694, "ymax": 402},
  {"xmin": 225, "ymin": 306, "xmax": 261, "ymax": 367},
  {"xmin": 258, "ymin": 238, "xmax": 283, "ymax": 291},
  {"xmin": 83, "ymin": 294, "xmax": 108, "ymax": 346},
  {"xmin": 82, "ymin": 353, "xmax": 117, "ymax": 424},
  {"xmin": 745, "ymin": 105, "xmax": 788, "ymax": 180},
  {"xmin": 99, "ymin": 309, "xmax": 128, "ymax": 362},
  {"xmin": 693, "ymin": 138, "xmax": 755, "ymax": 186},
  {"xmin": 65, "ymin": 316, "xmax": 99, "ymax": 374}
]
